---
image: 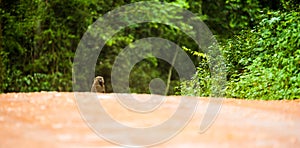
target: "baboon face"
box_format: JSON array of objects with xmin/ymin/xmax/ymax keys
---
[{"xmin": 96, "ymin": 76, "xmax": 104, "ymax": 87}]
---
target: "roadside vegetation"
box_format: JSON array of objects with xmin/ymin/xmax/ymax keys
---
[{"xmin": 0, "ymin": 0, "xmax": 298, "ymax": 99}]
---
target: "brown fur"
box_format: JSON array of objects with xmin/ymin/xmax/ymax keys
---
[{"xmin": 91, "ymin": 76, "xmax": 105, "ymax": 93}]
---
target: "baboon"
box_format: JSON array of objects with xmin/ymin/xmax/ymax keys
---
[{"xmin": 91, "ymin": 76, "xmax": 105, "ymax": 93}]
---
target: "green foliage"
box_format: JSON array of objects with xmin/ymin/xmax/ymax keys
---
[
  {"xmin": 178, "ymin": 47, "xmax": 211, "ymax": 96},
  {"xmin": 180, "ymin": 1, "xmax": 299, "ymax": 100},
  {"xmin": 1, "ymin": 0, "xmax": 80, "ymax": 92},
  {"xmin": 94, "ymin": 2, "xmax": 198, "ymax": 94},
  {"xmin": 1, "ymin": 0, "xmax": 298, "ymax": 100},
  {"xmin": 1, "ymin": 0, "xmax": 194, "ymax": 93},
  {"xmin": 6, "ymin": 72, "xmax": 70, "ymax": 92},
  {"xmin": 0, "ymin": 0, "xmax": 94, "ymax": 92},
  {"xmin": 226, "ymin": 10, "xmax": 300, "ymax": 100},
  {"xmin": 202, "ymin": 0, "xmax": 262, "ymax": 38}
]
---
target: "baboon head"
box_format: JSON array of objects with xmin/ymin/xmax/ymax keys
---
[{"xmin": 91, "ymin": 76, "xmax": 105, "ymax": 93}]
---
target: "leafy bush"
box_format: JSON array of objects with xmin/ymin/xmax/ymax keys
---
[
  {"xmin": 180, "ymin": 10, "xmax": 299, "ymax": 100},
  {"xmin": 226, "ymin": 11, "xmax": 300, "ymax": 100},
  {"xmin": 177, "ymin": 47, "xmax": 211, "ymax": 96},
  {"xmin": 4, "ymin": 71, "xmax": 71, "ymax": 92}
]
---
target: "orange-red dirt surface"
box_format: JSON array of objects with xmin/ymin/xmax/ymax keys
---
[{"xmin": 0, "ymin": 92, "xmax": 299, "ymax": 147}]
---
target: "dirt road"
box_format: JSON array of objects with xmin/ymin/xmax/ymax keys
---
[{"xmin": 0, "ymin": 92, "xmax": 299, "ymax": 147}]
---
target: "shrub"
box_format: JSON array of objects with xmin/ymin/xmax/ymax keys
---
[
  {"xmin": 226, "ymin": 10, "xmax": 300, "ymax": 100},
  {"xmin": 180, "ymin": 10, "xmax": 300, "ymax": 100}
]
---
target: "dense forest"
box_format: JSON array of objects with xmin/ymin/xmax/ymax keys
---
[{"xmin": 0, "ymin": 0, "xmax": 299, "ymax": 100}]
